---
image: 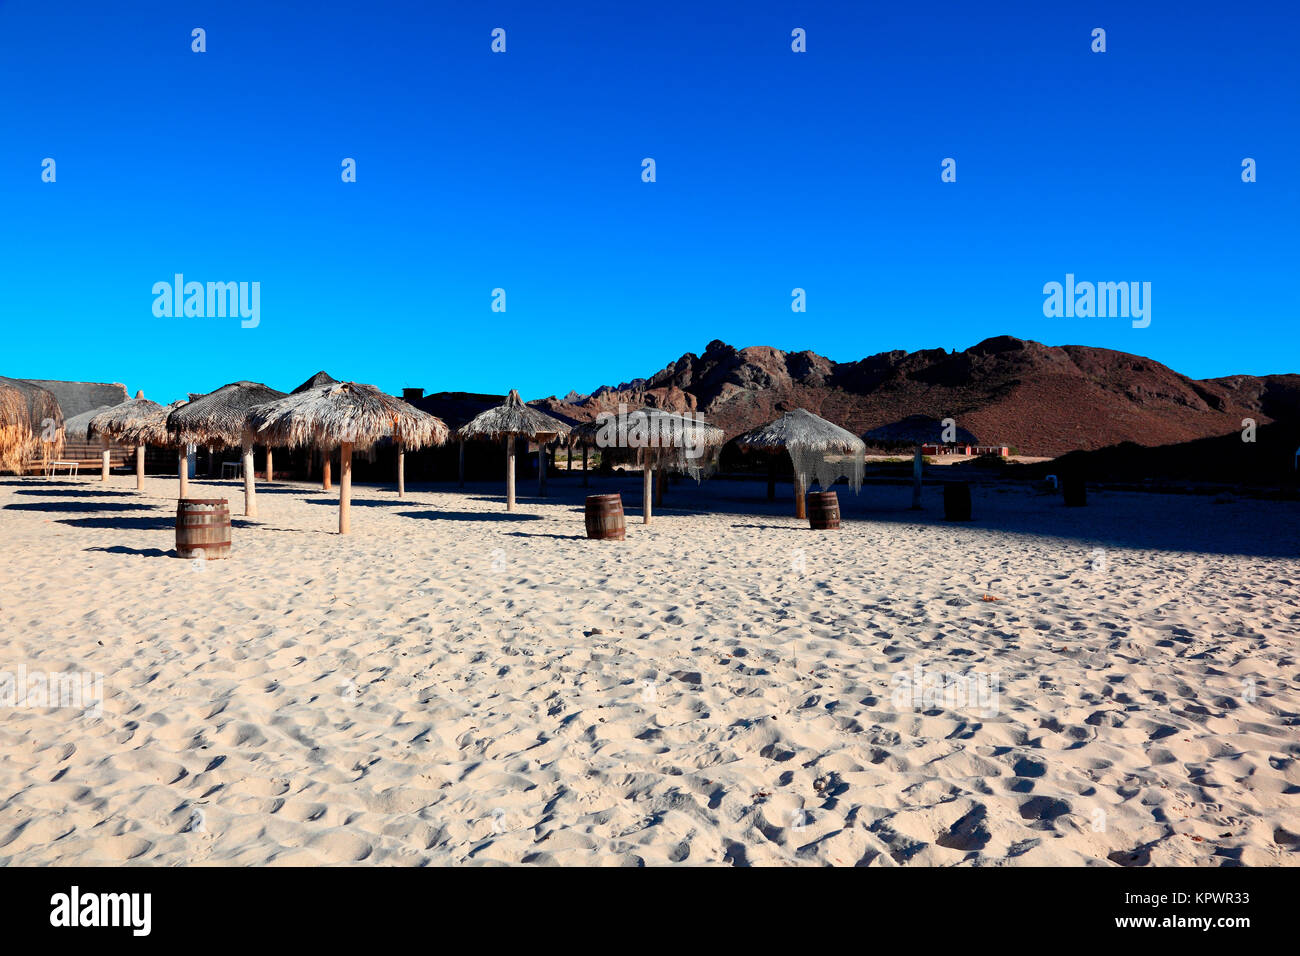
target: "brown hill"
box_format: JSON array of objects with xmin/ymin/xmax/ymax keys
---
[{"xmin": 539, "ymin": 336, "xmax": 1298, "ymax": 457}]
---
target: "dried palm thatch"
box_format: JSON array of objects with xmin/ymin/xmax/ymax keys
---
[
  {"xmin": 734, "ymin": 408, "xmax": 865, "ymax": 457},
  {"xmin": 0, "ymin": 380, "xmax": 32, "ymax": 473},
  {"xmin": 121, "ymin": 399, "xmax": 190, "ymax": 447},
  {"xmin": 571, "ymin": 408, "xmax": 725, "ymax": 476},
  {"xmin": 735, "ymin": 408, "xmax": 866, "ymax": 517},
  {"xmin": 571, "ymin": 408, "xmax": 725, "ymax": 524},
  {"xmin": 88, "ymin": 397, "xmax": 166, "ymax": 443},
  {"xmin": 457, "ymin": 390, "xmax": 570, "ymax": 513},
  {"xmin": 0, "ymin": 376, "xmax": 65, "ymax": 467},
  {"xmin": 457, "ymin": 389, "xmax": 571, "ymax": 442},
  {"xmin": 292, "ymin": 370, "xmax": 337, "ymax": 395},
  {"xmin": 64, "ymin": 405, "xmax": 115, "ymax": 442},
  {"xmin": 247, "ymin": 382, "xmax": 450, "ymax": 533},
  {"xmin": 166, "ymin": 381, "xmax": 287, "ymax": 448},
  {"xmin": 247, "ymin": 381, "xmax": 449, "ymax": 451},
  {"xmin": 88, "ymin": 393, "xmax": 166, "ymax": 491}
]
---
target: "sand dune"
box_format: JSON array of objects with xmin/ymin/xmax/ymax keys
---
[{"xmin": 0, "ymin": 473, "xmax": 1296, "ymax": 866}]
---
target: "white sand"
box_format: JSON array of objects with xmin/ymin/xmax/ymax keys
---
[{"xmin": 0, "ymin": 472, "xmax": 1297, "ymax": 866}]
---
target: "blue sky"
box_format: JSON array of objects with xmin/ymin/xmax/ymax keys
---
[{"xmin": 2, "ymin": 1, "xmax": 1296, "ymax": 403}]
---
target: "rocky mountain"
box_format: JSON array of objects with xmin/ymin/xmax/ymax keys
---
[{"xmin": 538, "ymin": 336, "xmax": 1298, "ymax": 457}]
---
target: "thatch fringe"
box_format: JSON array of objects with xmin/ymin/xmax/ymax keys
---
[
  {"xmin": 115, "ymin": 400, "xmax": 187, "ymax": 447},
  {"xmin": 569, "ymin": 408, "xmax": 724, "ymax": 477},
  {"xmin": 0, "ymin": 381, "xmax": 31, "ymax": 473},
  {"xmin": 734, "ymin": 408, "xmax": 866, "ymax": 456},
  {"xmin": 167, "ymin": 381, "xmax": 287, "ymax": 448},
  {"xmin": 247, "ymin": 381, "xmax": 450, "ymax": 451},
  {"xmin": 88, "ymin": 397, "xmax": 166, "ymax": 445},
  {"xmin": 457, "ymin": 389, "xmax": 571, "ymax": 442},
  {"xmin": 0, "ymin": 376, "xmax": 65, "ymax": 468},
  {"xmin": 570, "ymin": 408, "xmax": 725, "ymax": 450},
  {"xmin": 63, "ymin": 405, "xmax": 116, "ymax": 442},
  {"xmin": 735, "ymin": 408, "xmax": 866, "ymax": 492}
]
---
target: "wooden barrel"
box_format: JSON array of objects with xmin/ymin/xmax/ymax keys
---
[
  {"xmin": 1063, "ymin": 474, "xmax": 1086, "ymax": 507},
  {"xmin": 806, "ymin": 491, "xmax": 840, "ymax": 529},
  {"xmin": 944, "ymin": 482, "xmax": 972, "ymax": 521},
  {"xmin": 585, "ymin": 494, "xmax": 626, "ymax": 540},
  {"xmin": 176, "ymin": 498, "xmax": 231, "ymax": 559}
]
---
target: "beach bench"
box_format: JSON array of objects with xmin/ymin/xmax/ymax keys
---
[{"xmin": 43, "ymin": 460, "xmax": 80, "ymax": 477}]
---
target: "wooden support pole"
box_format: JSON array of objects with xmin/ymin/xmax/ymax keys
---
[
  {"xmin": 794, "ymin": 471, "xmax": 806, "ymax": 520},
  {"xmin": 101, "ymin": 437, "xmax": 110, "ymax": 481},
  {"xmin": 538, "ymin": 440, "xmax": 547, "ymax": 497},
  {"xmin": 458, "ymin": 439, "xmax": 465, "ymax": 488},
  {"xmin": 505, "ymin": 435, "xmax": 516, "ymax": 511},
  {"xmin": 339, "ymin": 441, "xmax": 353, "ymax": 534},
  {"xmin": 178, "ymin": 448, "xmax": 188, "ymax": 499},
  {"xmin": 397, "ymin": 441, "xmax": 406, "ymax": 498},
  {"xmin": 135, "ymin": 445, "xmax": 145, "ymax": 491},
  {"xmin": 323, "ymin": 453, "xmax": 331, "ymax": 491},
  {"xmin": 911, "ymin": 445, "xmax": 923, "ymax": 510},
  {"xmin": 265, "ymin": 448, "xmax": 274, "ymax": 482},
  {"xmin": 242, "ymin": 441, "xmax": 257, "ymax": 518},
  {"xmin": 643, "ymin": 453, "xmax": 654, "ymax": 525}
]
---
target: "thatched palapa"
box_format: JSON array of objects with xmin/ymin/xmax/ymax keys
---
[
  {"xmin": 247, "ymin": 381, "xmax": 449, "ymax": 533},
  {"xmin": 289, "ymin": 371, "xmax": 340, "ymax": 488},
  {"xmin": 166, "ymin": 381, "xmax": 286, "ymax": 448},
  {"xmin": 167, "ymin": 381, "xmax": 287, "ymax": 518},
  {"xmin": 457, "ymin": 389, "xmax": 571, "ymax": 443},
  {"xmin": 0, "ymin": 380, "xmax": 31, "ymax": 474},
  {"xmin": 89, "ymin": 392, "xmax": 166, "ymax": 490},
  {"xmin": 457, "ymin": 390, "xmax": 571, "ymax": 512},
  {"xmin": 113, "ymin": 399, "xmax": 192, "ymax": 496},
  {"xmin": 735, "ymin": 408, "xmax": 866, "ymax": 518},
  {"xmin": 67, "ymin": 403, "xmax": 118, "ymax": 481},
  {"xmin": 88, "ymin": 395, "xmax": 165, "ymax": 444},
  {"xmin": 571, "ymin": 408, "xmax": 724, "ymax": 524},
  {"xmin": 0, "ymin": 376, "xmax": 64, "ymax": 472},
  {"xmin": 249, "ymin": 381, "xmax": 448, "ymax": 451},
  {"xmin": 64, "ymin": 405, "xmax": 114, "ymax": 443}
]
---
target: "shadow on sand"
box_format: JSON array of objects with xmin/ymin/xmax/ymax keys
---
[
  {"xmin": 5, "ymin": 500, "xmax": 158, "ymax": 514},
  {"xmin": 398, "ymin": 509, "xmax": 542, "ymax": 523},
  {"xmin": 57, "ymin": 515, "xmax": 174, "ymax": 531},
  {"xmin": 16, "ymin": 472, "xmax": 1295, "ymax": 559},
  {"xmin": 12, "ymin": 488, "xmax": 132, "ymax": 498},
  {"xmin": 504, "ymin": 530, "xmax": 587, "ymax": 540},
  {"xmin": 85, "ymin": 545, "xmax": 173, "ymax": 558}
]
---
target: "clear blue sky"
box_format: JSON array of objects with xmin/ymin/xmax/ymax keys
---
[{"xmin": 2, "ymin": 1, "xmax": 1296, "ymax": 403}]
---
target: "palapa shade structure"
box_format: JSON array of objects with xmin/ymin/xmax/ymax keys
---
[
  {"xmin": 0, "ymin": 376, "xmax": 64, "ymax": 474},
  {"xmin": 66, "ymin": 404, "xmax": 116, "ymax": 481},
  {"xmin": 63, "ymin": 405, "xmax": 114, "ymax": 443},
  {"xmin": 735, "ymin": 408, "xmax": 865, "ymax": 519},
  {"xmin": 109, "ymin": 399, "xmax": 192, "ymax": 496},
  {"xmin": 291, "ymin": 370, "xmax": 339, "ymax": 490},
  {"xmin": 88, "ymin": 392, "xmax": 164, "ymax": 490},
  {"xmin": 246, "ymin": 381, "xmax": 449, "ymax": 534},
  {"xmin": 457, "ymin": 390, "xmax": 570, "ymax": 512},
  {"xmin": 166, "ymin": 381, "xmax": 286, "ymax": 518},
  {"xmin": 571, "ymin": 409, "xmax": 724, "ymax": 524},
  {"xmin": 0, "ymin": 381, "xmax": 31, "ymax": 474}
]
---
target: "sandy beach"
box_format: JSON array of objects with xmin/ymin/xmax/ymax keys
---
[{"xmin": 0, "ymin": 473, "xmax": 1297, "ymax": 866}]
